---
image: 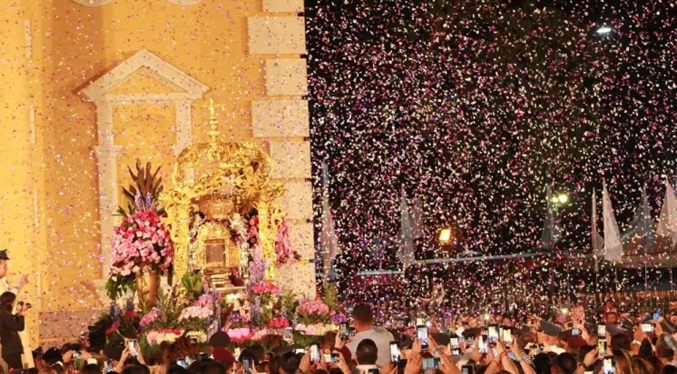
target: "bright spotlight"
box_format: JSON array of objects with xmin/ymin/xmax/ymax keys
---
[
  {"xmin": 558, "ymin": 194, "xmax": 569, "ymax": 204},
  {"xmin": 561, "ymin": 307, "xmax": 569, "ymax": 315},
  {"xmin": 439, "ymin": 229, "xmax": 452, "ymax": 243},
  {"xmin": 596, "ymin": 26, "xmax": 612, "ymax": 35}
]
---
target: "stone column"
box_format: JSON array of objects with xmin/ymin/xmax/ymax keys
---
[{"xmin": 93, "ymin": 101, "xmax": 121, "ymax": 277}]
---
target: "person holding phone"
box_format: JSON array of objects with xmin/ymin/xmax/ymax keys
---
[
  {"xmin": 345, "ymin": 305, "xmax": 395, "ymax": 367},
  {"xmin": 0, "ymin": 292, "xmax": 26, "ymax": 371},
  {"xmin": 0, "ymin": 250, "xmax": 33, "ymax": 369}
]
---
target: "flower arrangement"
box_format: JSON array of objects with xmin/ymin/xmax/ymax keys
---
[
  {"xmin": 330, "ymin": 313, "xmax": 347, "ymax": 325},
  {"xmin": 106, "ymin": 209, "xmax": 175, "ymax": 299},
  {"xmin": 146, "ymin": 328, "xmax": 184, "ymax": 346},
  {"xmin": 226, "ymin": 327, "xmax": 253, "ymax": 344},
  {"xmin": 268, "ymin": 316, "xmax": 290, "ymax": 330},
  {"xmin": 296, "ymin": 301, "xmax": 331, "ymax": 325},
  {"xmin": 106, "ymin": 160, "xmax": 173, "ymax": 301},
  {"xmin": 250, "ymin": 281, "xmax": 279, "ymax": 306},
  {"xmin": 226, "ymin": 313, "xmax": 250, "ymax": 329},
  {"xmin": 274, "ymin": 220, "xmax": 296, "ymax": 267},
  {"xmin": 140, "ymin": 308, "xmax": 161, "ymax": 328}
]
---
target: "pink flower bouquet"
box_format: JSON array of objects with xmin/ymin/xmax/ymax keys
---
[
  {"xmin": 226, "ymin": 327, "xmax": 253, "ymax": 344},
  {"xmin": 178, "ymin": 294, "xmax": 215, "ymax": 331},
  {"xmin": 108, "ymin": 210, "xmax": 174, "ymax": 298},
  {"xmin": 139, "ymin": 308, "xmax": 161, "ymax": 328},
  {"xmin": 250, "ymin": 281, "xmax": 279, "ymax": 306},
  {"xmin": 297, "ymin": 300, "xmax": 331, "ymax": 325}
]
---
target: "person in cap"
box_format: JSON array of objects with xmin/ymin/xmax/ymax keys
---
[
  {"xmin": 540, "ymin": 320, "xmax": 565, "ymax": 354},
  {"xmin": 0, "ymin": 249, "xmax": 33, "ymax": 369}
]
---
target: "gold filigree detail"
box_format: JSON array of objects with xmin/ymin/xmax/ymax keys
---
[{"xmin": 160, "ymin": 99, "xmax": 285, "ymax": 281}]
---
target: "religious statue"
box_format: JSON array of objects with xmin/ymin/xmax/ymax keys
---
[{"xmin": 160, "ymin": 99, "xmax": 285, "ymax": 293}]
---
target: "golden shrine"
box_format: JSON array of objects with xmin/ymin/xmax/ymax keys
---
[{"xmin": 159, "ymin": 100, "xmax": 285, "ymax": 291}]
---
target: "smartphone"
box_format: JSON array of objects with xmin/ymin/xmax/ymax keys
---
[
  {"xmin": 324, "ymin": 353, "xmax": 339, "ymax": 363},
  {"xmin": 390, "ymin": 342, "xmax": 400, "ymax": 363},
  {"xmin": 416, "ymin": 317, "xmax": 426, "ymax": 326},
  {"xmin": 424, "ymin": 358, "xmax": 441, "ymax": 370},
  {"xmin": 243, "ymin": 357, "xmax": 254, "ymax": 373},
  {"xmin": 503, "ymin": 329, "xmax": 512, "ymax": 343},
  {"xmin": 654, "ymin": 310, "xmax": 661, "ymax": 321},
  {"xmin": 310, "ymin": 344, "xmax": 321, "ymax": 363},
  {"xmin": 603, "ymin": 357, "xmax": 615, "ymax": 374},
  {"xmin": 294, "ymin": 349, "xmax": 306, "ymax": 355},
  {"xmin": 479, "ymin": 335, "xmax": 488, "ymax": 354},
  {"xmin": 641, "ymin": 323, "xmax": 654, "ymax": 333},
  {"xmin": 488, "ymin": 325, "xmax": 499, "ymax": 339},
  {"xmin": 598, "ymin": 340, "xmax": 607, "ymax": 357},
  {"xmin": 128, "ymin": 340, "xmax": 138, "ymax": 357},
  {"xmin": 572, "ymin": 328, "xmax": 581, "ymax": 336},
  {"xmin": 417, "ymin": 326, "xmax": 429, "ymax": 350},
  {"xmin": 234, "ymin": 348, "xmax": 242, "ymax": 360},
  {"xmin": 72, "ymin": 352, "xmax": 82, "ymax": 359},
  {"xmin": 176, "ymin": 359, "xmax": 187, "ymax": 368},
  {"xmin": 104, "ymin": 360, "xmax": 114, "ymax": 373},
  {"xmin": 597, "ymin": 325, "xmax": 606, "ymax": 338},
  {"xmin": 461, "ymin": 365, "xmax": 474, "ymax": 374},
  {"xmin": 452, "ymin": 348, "xmax": 461, "ymax": 355},
  {"xmin": 340, "ymin": 323, "xmax": 354, "ymax": 341},
  {"xmin": 450, "ymin": 337, "xmax": 459, "ymax": 348},
  {"xmin": 508, "ymin": 352, "xmax": 517, "ymax": 361},
  {"xmin": 284, "ymin": 328, "xmax": 293, "ymax": 341}
]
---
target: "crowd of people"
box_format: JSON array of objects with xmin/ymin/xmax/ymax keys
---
[{"xmin": 7, "ymin": 300, "xmax": 677, "ymax": 374}]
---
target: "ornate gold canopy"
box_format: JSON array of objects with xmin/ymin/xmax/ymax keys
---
[{"xmin": 159, "ymin": 99, "xmax": 285, "ymax": 281}]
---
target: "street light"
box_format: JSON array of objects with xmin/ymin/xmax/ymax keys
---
[{"xmin": 439, "ymin": 228, "xmax": 452, "ymax": 243}]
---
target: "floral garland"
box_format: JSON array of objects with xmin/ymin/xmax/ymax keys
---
[{"xmin": 274, "ymin": 219, "xmax": 296, "ymax": 267}]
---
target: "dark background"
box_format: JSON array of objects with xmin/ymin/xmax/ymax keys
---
[{"xmin": 304, "ymin": 0, "xmax": 677, "ymax": 297}]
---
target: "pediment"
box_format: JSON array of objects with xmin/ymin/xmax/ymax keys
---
[{"xmin": 80, "ymin": 50, "xmax": 209, "ymax": 102}]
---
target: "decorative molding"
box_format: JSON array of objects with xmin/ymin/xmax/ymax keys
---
[
  {"xmin": 167, "ymin": 0, "xmax": 202, "ymax": 4},
  {"xmin": 71, "ymin": 0, "xmax": 114, "ymax": 6},
  {"xmin": 263, "ymin": 0, "xmax": 304, "ymax": 13},
  {"xmin": 81, "ymin": 50, "xmax": 209, "ymax": 103},
  {"xmin": 247, "ymin": 17, "xmax": 307, "ymax": 55},
  {"xmin": 79, "ymin": 50, "xmax": 208, "ymax": 276},
  {"xmin": 23, "ymin": 20, "xmax": 32, "ymax": 59}
]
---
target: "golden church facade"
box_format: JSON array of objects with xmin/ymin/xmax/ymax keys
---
[{"xmin": 0, "ymin": 0, "xmax": 315, "ymax": 346}]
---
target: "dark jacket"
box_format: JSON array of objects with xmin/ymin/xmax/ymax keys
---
[{"xmin": 0, "ymin": 310, "xmax": 24, "ymax": 355}]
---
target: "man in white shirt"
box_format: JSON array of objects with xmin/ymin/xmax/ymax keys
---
[
  {"xmin": 0, "ymin": 250, "xmax": 33, "ymax": 369},
  {"xmin": 353, "ymin": 339, "xmax": 379, "ymax": 374},
  {"xmin": 345, "ymin": 305, "xmax": 394, "ymax": 367}
]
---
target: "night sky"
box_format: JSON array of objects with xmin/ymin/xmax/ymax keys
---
[{"xmin": 305, "ymin": 0, "xmax": 677, "ymax": 283}]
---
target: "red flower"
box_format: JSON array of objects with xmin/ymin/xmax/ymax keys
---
[
  {"xmin": 106, "ymin": 320, "xmax": 120, "ymax": 335},
  {"xmin": 124, "ymin": 311, "xmax": 138, "ymax": 319}
]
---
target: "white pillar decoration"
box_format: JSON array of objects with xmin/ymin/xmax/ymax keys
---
[
  {"xmin": 79, "ymin": 50, "xmax": 209, "ymax": 278},
  {"xmin": 173, "ymin": 100, "xmax": 192, "ymax": 156}
]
